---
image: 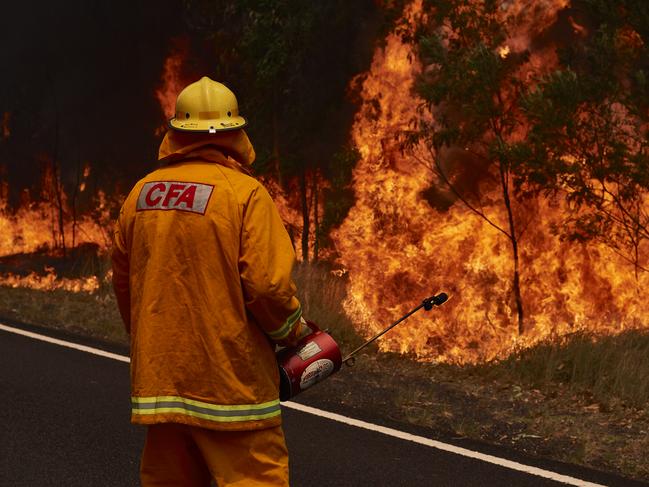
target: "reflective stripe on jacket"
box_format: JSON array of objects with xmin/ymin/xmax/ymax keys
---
[
  {"xmin": 112, "ymin": 129, "xmax": 302, "ymax": 431},
  {"xmin": 131, "ymin": 397, "xmax": 281, "ymax": 423}
]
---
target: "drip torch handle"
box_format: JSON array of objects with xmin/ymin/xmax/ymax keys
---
[{"xmin": 343, "ymin": 292, "xmax": 448, "ymax": 366}]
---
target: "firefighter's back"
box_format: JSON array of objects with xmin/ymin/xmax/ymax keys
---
[{"xmin": 120, "ymin": 158, "xmax": 282, "ymax": 431}]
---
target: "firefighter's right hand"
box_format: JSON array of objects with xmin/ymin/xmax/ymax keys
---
[
  {"xmin": 296, "ymin": 317, "xmax": 311, "ymax": 340},
  {"xmin": 274, "ymin": 317, "xmax": 310, "ymax": 352}
]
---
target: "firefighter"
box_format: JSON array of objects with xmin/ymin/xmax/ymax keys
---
[{"xmin": 111, "ymin": 76, "xmax": 303, "ymax": 486}]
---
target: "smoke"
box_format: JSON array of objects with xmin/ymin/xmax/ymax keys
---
[{"xmin": 0, "ymin": 0, "xmax": 185, "ymax": 204}]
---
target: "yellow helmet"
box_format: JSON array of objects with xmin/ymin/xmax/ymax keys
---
[{"xmin": 169, "ymin": 76, "xmax": 247, "ymax": 133}]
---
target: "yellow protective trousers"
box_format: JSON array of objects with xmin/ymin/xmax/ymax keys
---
[{"xmin": 140, "ymin": 423, "xmax": 289, "ymax": 486}]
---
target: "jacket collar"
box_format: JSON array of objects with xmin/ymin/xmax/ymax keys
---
[{"xmin": 158, "ymin": 129, "xmax": 256, "ymax": 176}]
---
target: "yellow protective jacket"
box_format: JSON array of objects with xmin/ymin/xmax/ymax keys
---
[{"xmin": 111, "ymin": 129, "xmax": 302, "ymax": 431}]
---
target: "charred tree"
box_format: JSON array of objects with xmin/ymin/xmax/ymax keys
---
[
  {"xmin": 312, "ymin": 170, "xmax": 320, "ymax": 262},
  {"xmin": 271, "ymin": 92, "xmax": 283, "ymax": 187},
  {"xmin": 408, "ymin": 1, "xmax": 532, "ymax": 334},
  {"xmin": 299, "ymin": 168, "xmax": 310, "ymax": 262},
  {"xmin": 71, "ymin": 156, "xmax": 82, "ymax": 249},
  {"xmin": 50, "ymin": 92, "xmax": 66, "ymax": 257},
  {"xmin": 498, "ymin": 154, "xmax": 524, "ymax": 334}
]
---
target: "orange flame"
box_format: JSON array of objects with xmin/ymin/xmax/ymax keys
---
[
  {"xmin": 568, "ymin": 15, "xmax": 587, "ymax": 37},
  {"xmin": 0, "ymin": 190, "xmax": 111, "ymax": 257},
  {"xmin": 0, "ymin": 268, "xmax": 99, "ymax": 293},
  {"xmin": 155, "ymin": 41, "xmax": 189, "ymax": 122},
  {"xmin": 2, "ymin": 112, "xmax": 9, "ymax": 139},
  {"xmin": 332, "ymin": 0, "xmax": 649, "ymax": 363},
  {"xmin": 0, "ymin": 162, "xmax": 115, "ymax": 294}
]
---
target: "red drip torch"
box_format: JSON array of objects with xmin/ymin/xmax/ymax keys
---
[{"xmin": 277, "ymin": 292, "xmax": 448, "ymax": 401}]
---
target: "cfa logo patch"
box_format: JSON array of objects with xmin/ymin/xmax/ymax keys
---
[{"xmin": 136, "ymin": 181, "xmax": 214, "ymax": 214}]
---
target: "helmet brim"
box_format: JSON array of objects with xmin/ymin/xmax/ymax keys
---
[{"xmin": 168, "ymin": 116, "xmax": 248, "ymax": 133}]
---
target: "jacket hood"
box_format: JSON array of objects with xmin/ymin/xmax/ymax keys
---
[{"xmin": 158, "ymin": 129, "xmax": 256, "ymax": 171}]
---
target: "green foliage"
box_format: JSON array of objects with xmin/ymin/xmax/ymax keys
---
[
  {"xmin": 180, "ymin": 0, "xmax": 381, "ymax": 257},
  {"xmin": 412, "ymin": 0, "xmax": 649, "ymax": 275},
  {"xmin": 183, "ymin": 0, "xmax": 374, "ymax": 176},
  {"xmin": 411, "ymin": 0, "xmax": 531, "ymax": 186},
  {"xmin": 518, "ymin": 3, "xmax": 649, "ymax": 272}
]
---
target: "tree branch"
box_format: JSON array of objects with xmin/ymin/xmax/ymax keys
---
[{"xmin": 421, "ymin": 146, "xmax": 512, "ymax": 238}]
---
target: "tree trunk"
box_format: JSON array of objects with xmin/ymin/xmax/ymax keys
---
[
  {"xmin": 52, "ymin": 161, "xmax": 66, "ymax": 256},
  {"xmin": 51, "ymin": 100, "xmax": 66, "ymax": 257},
  {"xmin": 299, "ymin": 169, "xmax": 310, "ymax": 262},
  {"xmin": 71, "ymin": 157, "xmax": 81, "ymax": 249},
  {"xmin": 634, "ymin": 238, "xmax": 640, "ymax": 283},
  {"xmin": 511, "ymin": 244, "xmax": 524, "ymax": 334},
  {"xmin": 272, "ymin": 92, "xmax": 282, "ymax": 187},
  {"xmin": 633, "ymin": 201, "xmax": 641, "ymax": 283},
  {"xmin": 313, "ymin": 170, "xmax": 319, "ymax": 262},
  {"xmin": 499, "ymin": 164, "xmax": 524, "ymax": 334}
]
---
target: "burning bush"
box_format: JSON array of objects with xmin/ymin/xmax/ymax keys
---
[
  {"xmin": 2, "ymin": 0, "xmax": 648, "ymax": 366},
  {"xmin": 332, "ymin": 0, "xmax": 649, "ymax": 363}
]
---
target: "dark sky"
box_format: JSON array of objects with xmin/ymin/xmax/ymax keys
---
[
  {"xmin": 0, "ymin": 0, "xmax": 381, "ymax": 209},
  {"xmin": 0, "ymin": 0, "xmax": 189, "ymax": 202}
]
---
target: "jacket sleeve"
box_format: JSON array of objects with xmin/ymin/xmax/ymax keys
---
[
  {"xmin": 239, "ymin": 184, "xmax": 302, "ymax": 346},
  {"xmin": 111, "ymin": 208, "xmax": 131, "ymax": 334}
]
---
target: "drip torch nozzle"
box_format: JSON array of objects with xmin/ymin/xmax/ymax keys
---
[
  {"xmin": 343, "ymin": 291, "xmax": 449, "ymax": 366},
  {"xmin": 423, "ymin": 292, "xmax": 448, "ymax": 310}
]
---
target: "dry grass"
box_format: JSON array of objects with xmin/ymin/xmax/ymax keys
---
[
  {"xmin": 0, "ymin": 285, "xmax": 127, "ymax": 344},
  {"xmin": 0, "ymin": 260, "xmax": 362, "ymax": 349},
  {"xmin": 1, "ymin": 262, "xmax": 648, "ymax": 481},
  {"xmin": 480, "ymin": 331, "xmax": 649, "ymax": 408},
  {"xmin": 292, "ymin": 261, "xmax": 364, "ymax": 350}
]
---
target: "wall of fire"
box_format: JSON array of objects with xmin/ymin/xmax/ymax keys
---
[{"xmin": 1, "ymin": 0, "xmax": 648, "ymax": 363}]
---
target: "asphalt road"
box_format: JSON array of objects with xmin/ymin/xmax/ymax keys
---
[{"xmin": 1, "ymin": 324, "xmax": 647, "ymax": 487}]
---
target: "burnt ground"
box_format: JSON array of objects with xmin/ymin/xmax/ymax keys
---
[{"xmin": 0, "ymin": 285, "xmax": 647, "ymax": 483}]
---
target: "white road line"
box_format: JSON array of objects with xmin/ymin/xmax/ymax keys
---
[
  {"xmin": 281, "ymin": 401, "xmax": 605, "ymax": 487},
  {"xmin": 0, "ymin": 323, "xmax": 130, "ymax": 363},
  {"xmin": 0, "ymin": 322, "xmax": 606, "ymax": 487}
]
